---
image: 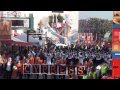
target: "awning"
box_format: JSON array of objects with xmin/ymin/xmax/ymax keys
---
[
  {"xmin": 0, "ymin": 37, "xmax": 32, "ymax": 46},
  {"xmin": 15, "ymin": 33, "xmax": 39, "ymax": 43}
]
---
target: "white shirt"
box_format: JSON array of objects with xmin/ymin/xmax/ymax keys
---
[
  {"xmin": 46, "ymin": 55, "xmax": 52, "ymax": 65},
  {"xmin": 16, "ymin": 56, "xmax": 20, "ymax": 61},
  {"xmin": 79, "ymin": 58, "xmax": 83, "ymax": 65},
  {"xmin": 6, "ymin": 62, "xmax": 11, "ymax": 71},
  {"xmin": 96, "ymin": 65, "xmax": 101, "ymax": 70},
  {"xmin": 79, "ymin": 54, "xmax": 83, "ymax": 58},
  {"xmin": 32, "ymin": 51, "xmax": 36, "ymax": 56}
]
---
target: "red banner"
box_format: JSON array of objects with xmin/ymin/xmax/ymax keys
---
[
  {"xmin": 112, "ymin": 28, "xmax": 120, "ymax": 51},
  {"xmin": 112, "ymin": 59, "xmax": 120, "ymax": 78}
]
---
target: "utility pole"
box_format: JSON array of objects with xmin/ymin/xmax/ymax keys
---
[
  {"xmin": 27, "ymin": 13, "xmax": 34, "ymax": 42},
  {"xmin": 27, "ymin": 30, "xmax": 29, "ymax": 42}
]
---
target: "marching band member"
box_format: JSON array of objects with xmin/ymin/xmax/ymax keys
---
[
  {"xmin": 36, "ymin": 55, "xmax": 43, "ymax": 64},
  {"xmin": 29, "ymin": 55, "xmax": 35, "ymax": 64},
  {"xmin": 16, "ymin": 60, "xmax": 23, "ymax": 79}
]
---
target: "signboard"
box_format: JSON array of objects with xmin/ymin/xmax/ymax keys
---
[
  {"xmin": 0, "ymin": 20, "xmax": 12, "ymax": 39},
  {"xmin": 112, "ymin": 59, "xmax": 120, "ymax": 78},
  {"xmin": 112, "ymin": 15, "xmax": 120, "ymax": 78},
  {"xmin": 112, "ymin": 28, "xmax": 120, "ymax": 51},
  {"xmin": 2, "ymin": 13, "xmax": 34, "ymax": 30},
  {"xmin": 3, "ymin": 18, "xmax": 30, "ymax": 30},
  {"xmin": 23, "ymin": 64, "xmax": 85, "ymax": 76}
]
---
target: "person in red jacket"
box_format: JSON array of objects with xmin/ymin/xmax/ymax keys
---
[
  {"xmin": 29, "ymin": 56, "xmax": 35, "ymax": 64},
  {"xmin": 16, "ymin": 60, "xmax": 23, "ymax": 79},
  {"xmin": 34, "ymin": 56, "xmax": 43, "ymax": 79},
  {"xmin": 12, "ymin": 65, "xmax": 17, "ymax": 79},
  {"xmin": 36, "ymin": 56, "xmax": 43, "ymax": 64},
  {"xmin": 24, "ymin": 59, "xmax": 31, "ymax": 79}
]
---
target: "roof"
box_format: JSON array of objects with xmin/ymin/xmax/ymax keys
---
[
  {"xmin": 11, "ymin": 37, "xmax": 26, "ymax": 42},
  {"xmin": 1, "ymin": 36, "xmax": 32, "ymax": 46},
  {"xmin": 15, "ymin": 33, "xmax": 39, "ymax": 43}
]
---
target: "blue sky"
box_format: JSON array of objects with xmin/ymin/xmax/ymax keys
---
[{"xmin": 79, "ymin": 11, "xmax": 112, "ymax": 20}]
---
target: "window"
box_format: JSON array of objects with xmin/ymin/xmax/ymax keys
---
[{"xmin": 12, "ymin": 20, "xmax": 24, "ymax": 26}]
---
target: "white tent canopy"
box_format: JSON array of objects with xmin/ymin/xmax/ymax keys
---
[{"xmin": 15, "ymin": 33, "xmax": 39, "ymax": 43}]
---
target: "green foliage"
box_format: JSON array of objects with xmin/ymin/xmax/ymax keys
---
[
  {"xmin": 57, "ymin": 14, "xmax": 64, "ymax": 23},
  {"xmin": 49, "ymin": 15, "xmax": 53, "ymax": 23},
  {"xmin": 54, "ymin": 14, "xmax": 56, "ymax": 23},
  {"xmin": 79, "ymin": 18, "xmax": 112, "ymax": 40},
  {"xmin": 48, "ymin": 14, "xmax": 64, "ymax": 26},
  {"xmin": 49, "ymin": 15, "xmax": 53, "ymax": 27}
]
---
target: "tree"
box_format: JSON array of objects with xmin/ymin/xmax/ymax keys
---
[
  {"xmin": 49, "ymin": 15, "xmax": 53, "ymax": 27},
  {"xmin": 54, "ymin": 14, "xmax": 56, "ymax": 23},
  {"xmin": 79, "ymin": 18, "xmax": 112, "ymax": 41},
  {"xmin": 57, "ymin": 14, "xmax": 64, "ymax": 23}
]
